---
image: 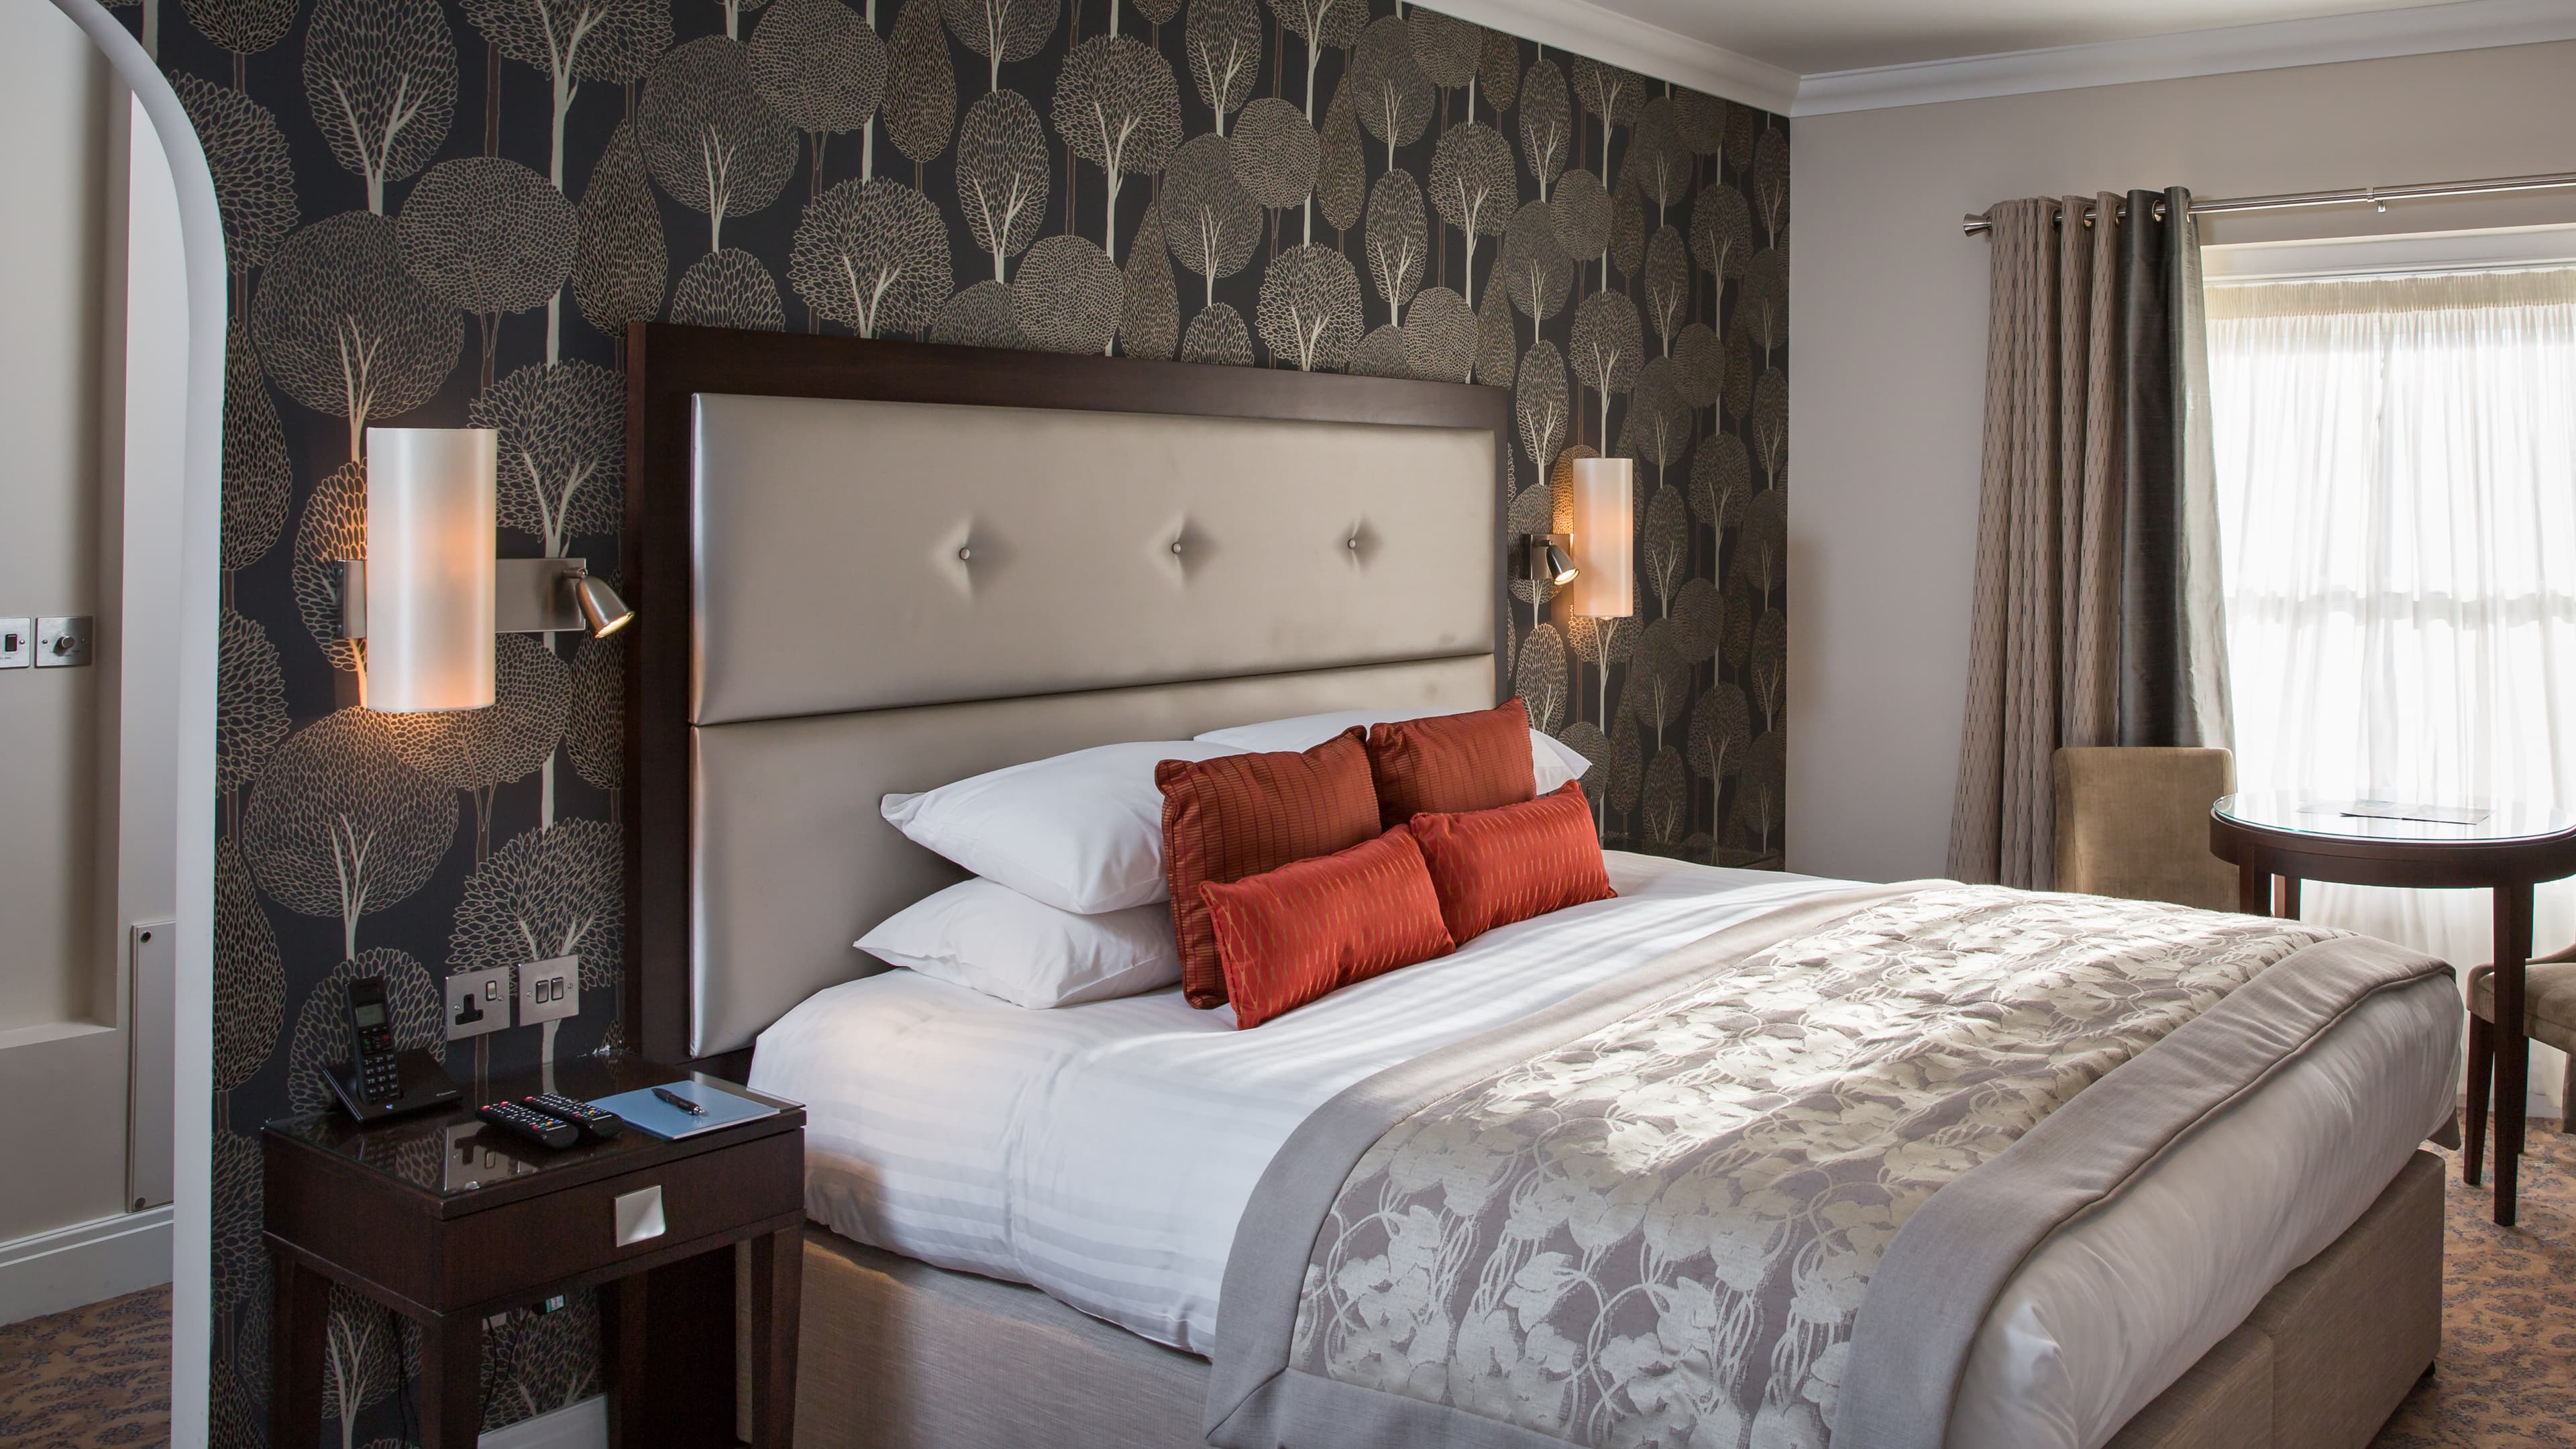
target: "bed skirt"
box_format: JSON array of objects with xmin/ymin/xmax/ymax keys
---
[{"xmin": 790, "ymin": 1150, "xmax": 2443, "ymax": 1449}]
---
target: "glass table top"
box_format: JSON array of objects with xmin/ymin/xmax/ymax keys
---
[
  {"xmin": 2214, "ymin": 791, "xmax": 2575, "ymax": 846},
  {"xmin": 264, "ymin": 1053, "xmax": 800, "ymax": 1201}
]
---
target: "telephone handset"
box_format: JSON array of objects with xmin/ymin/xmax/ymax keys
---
[
  {"xmin": 322, "ymin": 975, "xmax": 460, "ymax": 1123},
  {"xmin": 346, "ymin": 977, "xmax": 399, "ymax": 1103}
]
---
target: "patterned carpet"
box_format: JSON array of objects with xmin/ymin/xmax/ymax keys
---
[
  {"xmin": 2377, "ymin": 1122, "xmax": 2576, "ymax": 1448},
  {"xmin": 0, "ymin": 1285, "xmax": 169, "ymax": 1448},
  {"xmin": 0, "ymin": 1139, "xmax": 2567, "ymax": 1449}
]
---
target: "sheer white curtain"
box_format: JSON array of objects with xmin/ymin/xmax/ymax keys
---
[{"xmin": 2208, "ymin": 266, "xmax": 2576, "ymax": 1106}]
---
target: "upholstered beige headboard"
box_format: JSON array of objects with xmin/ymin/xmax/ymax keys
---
[{"xmin": 625, "ymin": 328, "xmax": 1513, "ymax": 1065}]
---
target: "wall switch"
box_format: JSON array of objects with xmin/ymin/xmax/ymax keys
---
[
  {"xmin": 0, "ymin": 619, "xmax": 28, "ymax": 669},
  {"xmin": 519, "ymin": 955, "xmax": 579, "ymax": 1026},
  {"xmin": 445, "ymin": 965, "xmax": 514, "ymax": 1040},
  {"xmin": 36, "ymin": 616, "xmax": 92, "ymax": 668}
]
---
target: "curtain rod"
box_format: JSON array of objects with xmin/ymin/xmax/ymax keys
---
[{"xmin": 1960, "ymin": 170, "xmax": 2576, "ymax": 237}]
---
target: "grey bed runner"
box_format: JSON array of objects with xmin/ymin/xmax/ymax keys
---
[{"xmin": 1206, "ymin": 884, "xmax": 2451, "ymax": 1449}]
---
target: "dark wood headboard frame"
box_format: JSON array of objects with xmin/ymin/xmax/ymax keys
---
[{"xmin": 621, "ymin": 321, "xmax": 1516, "ymax": 1075}]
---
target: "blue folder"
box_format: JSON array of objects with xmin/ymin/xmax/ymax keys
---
[{"xmin": 590, "ymin": 1079, "xmax": 781, "ymax": 1140}]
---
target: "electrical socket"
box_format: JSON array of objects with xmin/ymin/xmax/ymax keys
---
[
  {"xmin": 519, "ymin": 955, "xmax": 579, "ymax": 1026},
  {"xmin": 445, "ymin": 965, "xmax": 513, "ymax": 1040}
]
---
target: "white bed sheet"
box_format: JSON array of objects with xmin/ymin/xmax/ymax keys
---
[{"xmin": 750, "ymin": 855, "xmax": 2457, "ymax": 1449}]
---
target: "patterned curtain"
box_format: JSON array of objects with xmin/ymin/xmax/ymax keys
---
[{"xmin": 1946, "ymin": 189, "xmax": 2232, "ymax": 888}]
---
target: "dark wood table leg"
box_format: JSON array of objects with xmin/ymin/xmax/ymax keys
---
[
  {"xmin": 2273, "ymin": 875, "xmax": 2302, "ymax": 919},
  {"xmin": 269, "ymin": 1253, "xmax": 327, "ymax": 1449},
  {"xmin": 2465, "ymin": 1011, "xmax": 2493, "ymax": 1187},
  {"xmin": 2237, "ymin": 859, "xmax": 2271, "ymax": 915},
  {"xmin": 419, "ymin": 1308, "xmax": 483, "ymax": 1449},
  {"xmin": 751, "ymin": 1226, "xmax": 803, "ymax": 1447},
  {"xmin": 2495, "ymin": 882, "xmax": 2533, "ymax": 1226},
  {"xmin": 602, "ymin": 1273, "xmax": 649, "ymax": 1449}
]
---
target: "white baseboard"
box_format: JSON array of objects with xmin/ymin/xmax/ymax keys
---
[
  {"xmin": 483, "ymin": 1395, "xmax": 606, "ymax": 1449},
  {"xmin": 0, "ymin": 1204, "xmax": 173, "ymax": 1327}
]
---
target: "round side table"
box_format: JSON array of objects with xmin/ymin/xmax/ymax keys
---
[{"xmin": 2210, "ymin": 792, "xmax": 2576, "ymax": 1226}]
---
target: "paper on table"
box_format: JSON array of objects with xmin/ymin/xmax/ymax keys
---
[
  {"xmin": 590, "ymin": 1079, "xmax": 780, "ymax": 1140},
  {"xmin": 2299, "ymin": 799, "xmax": 2492, "ymax": 826}
]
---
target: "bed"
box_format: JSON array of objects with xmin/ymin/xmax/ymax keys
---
[{"xmin": 618, "ymin": 324, "xmax": 2459, "ymax": 1449}]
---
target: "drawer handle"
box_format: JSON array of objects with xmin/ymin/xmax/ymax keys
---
[{"xmin": 614, "ymin": 1185, "xmax": 667, "ymax": 1246}]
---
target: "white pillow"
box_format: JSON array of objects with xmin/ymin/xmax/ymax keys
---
[
  {"xmin": 881, "ymin": 739, "xmax": 1242, "ymax": 913},
  {"xmin": 859, "ymin": 878, "xmax": 1180, "ymax": 1008},
  {"xmin": 1193, "ymin": 708, "xmax": 1591, "ymax": 792}
]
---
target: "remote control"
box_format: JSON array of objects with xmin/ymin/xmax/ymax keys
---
[
  {"xmin": 477, "ymin": 1100, "xmax": 579, "ymax": 1150},
  {"xmin": 521, "ymin": 1093, "xmax": 625, "ymax": 1141}
]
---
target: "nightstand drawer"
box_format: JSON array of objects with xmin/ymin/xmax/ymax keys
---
[{"xmin": 437, "ymin": 1128, "xmax": 802, "ymax": 1308}]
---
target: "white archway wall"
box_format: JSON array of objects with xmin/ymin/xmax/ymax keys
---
[{"xmin": 43, "ymin": 3, "xmax": 228, "ymax": 1445}]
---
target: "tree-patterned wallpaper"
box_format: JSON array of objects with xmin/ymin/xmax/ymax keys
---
[{"xmin": 115, "ymin": 0, "xmax": 1786, "ymax": 1438}]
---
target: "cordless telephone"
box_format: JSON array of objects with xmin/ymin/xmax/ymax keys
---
[
  {"xmin": 346, "ymin": 977, "xmax": 398, "ymax": 1103},
  {"xmin": 321, "ymin": 975, "xmax": 460, "ymax": 1123}
]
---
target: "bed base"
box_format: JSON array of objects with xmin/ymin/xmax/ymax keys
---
[{"xmin": 792, "ymin": 1150, "xmax": 2441, "ymax": 1448}]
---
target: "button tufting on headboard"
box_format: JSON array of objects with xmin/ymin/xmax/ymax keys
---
[{"xmin": 687, "ymin": 392, "xmax": 1497, "ymax": 726}]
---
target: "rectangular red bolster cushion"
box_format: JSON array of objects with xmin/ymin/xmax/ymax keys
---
[
  {"xmin": 1199, "ymin": 826, "xmax": 1456, "ymax": 1029},
  {"xmin": 1364, "ymin": 698, "xmax": 1540, "ymax": 830},
  {"xmin": 1407, "ymin": 781, "xmax": 1617, "ymax": 944},
  {"xmin": 1159, "ymin": 727, "xmax": 1383, "ymax": 1009}
]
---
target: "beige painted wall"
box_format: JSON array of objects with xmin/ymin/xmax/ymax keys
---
[
  {"xmin": 0, "ymin": 1, "xmax": 110, "ymax": 1034},
  {"xmin": 0, "ymin": 5, "xmax": 186, "ymax": 1253},
  {"xmin": 1786, "ymin": 40, "xmax": 2576, "ymax": 885}
]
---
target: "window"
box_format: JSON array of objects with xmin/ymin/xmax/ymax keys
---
[{"xmin": 2208, "ymin": 264, "xmax": 2576, "ymax": 993}]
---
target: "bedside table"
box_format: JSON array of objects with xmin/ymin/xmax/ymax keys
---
[{"xmin": 263, "ymin": 1053, "xmax": 806, "ymax": 1448}]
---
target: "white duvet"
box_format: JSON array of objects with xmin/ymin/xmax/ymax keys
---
[{"xmin": 750, "ymin": 854, "xmax": 2458, "ymax": 1449}]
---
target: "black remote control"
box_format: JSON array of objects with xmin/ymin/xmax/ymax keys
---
[
  {"xmin": 478, "ymin": 1100, "xmax": 579, "ymax": 1150},
  {"xmin": 521, "ymin": 1093, "xmax": 625, "ymax": 1141}
]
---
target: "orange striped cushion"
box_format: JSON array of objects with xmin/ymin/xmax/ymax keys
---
[
  {"xmin": 1364, "ymin": 699, "xmax": 1539, "ymax": 830},
  {"xmin": 1158, "ymin": 729, "xmax": 1384, "ymax": 1009},
  {"xmin": 1407, "ymin": 782, "xmax": 1616, "ymax": 944},
  {"xmin": 1199, "ymin": 826, "xmax": 1456, "ymax": 1029}
]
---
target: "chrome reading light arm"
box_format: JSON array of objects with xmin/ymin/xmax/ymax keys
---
[
  {"xmin": 333, "ymin": 557, "xmax": 633, "ymax": 640},
  {"xmin": 1523, "ymin": 533, "xmax": 1579, "ymax": 590}
]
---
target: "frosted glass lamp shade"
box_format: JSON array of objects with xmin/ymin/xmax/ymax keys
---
[
  {"xmin": 364, "ymin": 427, "xmax": 496, "ymax": 711},
  {"xmin": 1565, "ymin": 457, "xmax": 1634, "ymax": 618}
]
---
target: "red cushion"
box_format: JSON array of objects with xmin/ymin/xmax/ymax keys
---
[
  {"xmin": 1364, "ymin": 698, "xmax": 1539, "ymax": 830},
  {"xmin": 1200, "ymin": 827, "xmax": 1456, "ymax": 1029},
  {"xmin": 1407, "ymin": 782, "xmax": 1617, "ymax": 944},
  {"xmin": 1159, "ymin": 728, "xmax": 1384, "ymax": 1009}
]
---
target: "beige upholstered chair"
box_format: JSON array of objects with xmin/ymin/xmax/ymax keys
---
[
  {"xmin": 2052, "ymin": 747, "xmax": 2239, "ymax": 911},
  {"xmin": 2466, "ymin": 952, "xmax": 2576, "ymax": 1138}
]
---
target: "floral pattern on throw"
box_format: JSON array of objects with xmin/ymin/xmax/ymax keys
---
[{"xmin": 1285, "ymin": 886, "xmax": 2342, "ymax": 1448}]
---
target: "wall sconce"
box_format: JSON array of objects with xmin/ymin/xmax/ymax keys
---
[
  {"xmin": 1563, "ymin": 457, "xmax": 1635, "ymax": 619},
  {"xmin": 362, "ymin": 428, "xmax": 495, "ymax": 712},
  {"xmin": 337, "ymin": 426, "xmax": 635, "ymax": 712},
  {"xmin": 1523, "ymin": 533, "xmax": 1579, "ymax": 590}
]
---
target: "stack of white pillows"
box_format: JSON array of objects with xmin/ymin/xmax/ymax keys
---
[{"xmin": 864, "ymin": 707, "xmax": 1593, "ymax": 1010}]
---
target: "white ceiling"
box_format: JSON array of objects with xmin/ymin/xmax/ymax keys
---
[
  {"xmin": 1592, "ymin": 0, "xmax": 2455, "ymax": 76},
  {"xmin": 1439, "ymin": 0, "xmax": 2576, "ymax": 115}
]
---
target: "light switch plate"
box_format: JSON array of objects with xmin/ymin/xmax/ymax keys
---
[
  {"xmin": 36, "ymin": 616, "xmax": 92, "ymax": 668},
  {"xmin": 519, "ymin": 955, "xmax": 579, "ymax": 1026},
  {"xmin": 0, "ymin": 618, "xmax": 28, "ymax": 669},
  {"xmin": 445, "ymin": 965, "xmax": 513, "ymax": 1040}
]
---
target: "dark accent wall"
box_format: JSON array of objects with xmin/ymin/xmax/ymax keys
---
[{"xmin": 122, "ymin": 0, "xmax": 1787, "ymax": 1438}]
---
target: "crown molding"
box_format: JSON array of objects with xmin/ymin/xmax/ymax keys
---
[
  {"xmin": 1426, "ymin": 0, "xmax": 1802, "ymax": 117},
  {"xmin": 1792, "ymin": 0, "xmax": 2576, "ymax": 116}
]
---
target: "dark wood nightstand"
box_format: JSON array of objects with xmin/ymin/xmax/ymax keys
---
[{"xmin": 263, "ymin": 1053, "xmax": 806, "ymax": 1448}]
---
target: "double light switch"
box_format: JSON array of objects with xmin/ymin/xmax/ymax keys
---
[{"xmin": 0, "ymin": 616, "xmax": 92, "ymax": 669}]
